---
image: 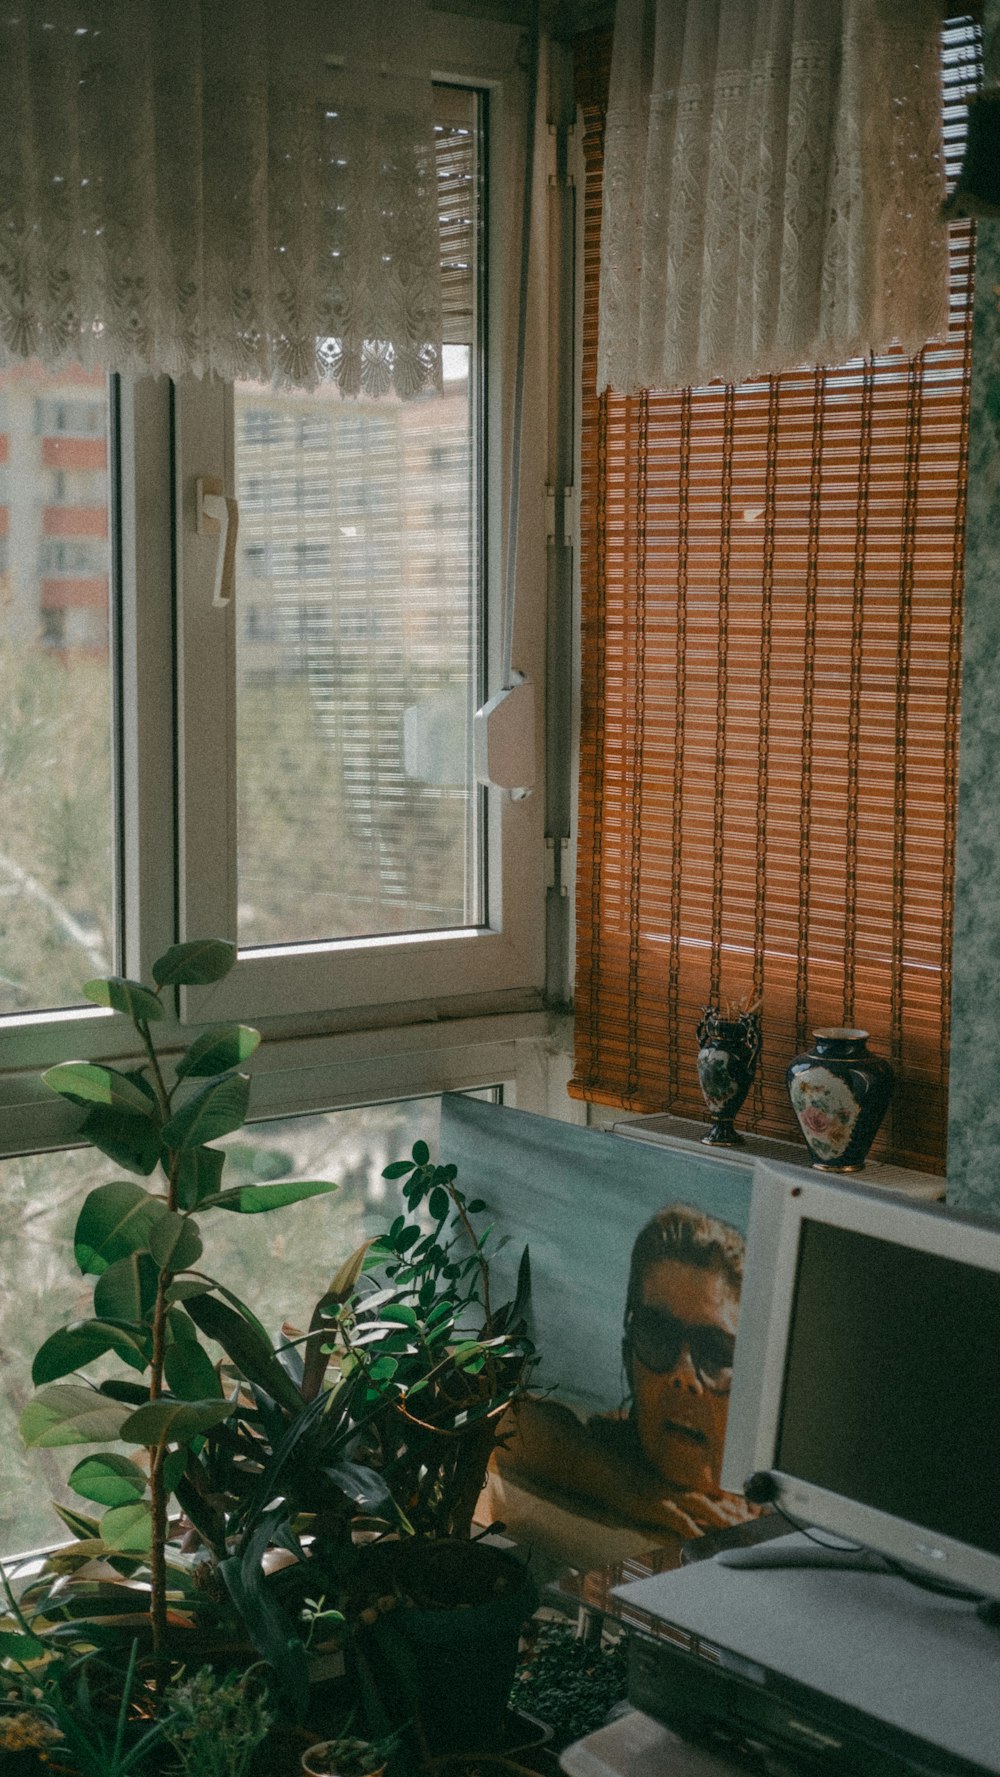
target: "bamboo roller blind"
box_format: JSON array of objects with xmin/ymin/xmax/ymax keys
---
[{"xmin": 570, "ymin": 20, "xmax": 981, "ymax": 1172}]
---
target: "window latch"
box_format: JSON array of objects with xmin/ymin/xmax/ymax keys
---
[{"xmin": 196, "ymin": 476, "xmax": 239, "ymax": 607}]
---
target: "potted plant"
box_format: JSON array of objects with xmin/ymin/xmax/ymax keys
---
[
  {"xmin": 17, "ymin": 939, "xmax": 342, "ymax": 1681},
  {"xmin": 202, "ymin": 1142, "xmax": 542, "ymax": 1758},
  {"xmin": 328, "ymin": 1144, "xmax": 541, "ymax": 1756},
  {"xmin": 162, "ymin": 1664, "xmax": 273, "ymax": 1777},
  {"xmin": 300, "ymin": 1727, "xmax": 401, "ymax": 1777}
]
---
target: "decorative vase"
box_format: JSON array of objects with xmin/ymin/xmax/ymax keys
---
[
  {"xmin": 695, "ymin": 1007, "xmax": 762, "ymax": 1146},
  {"xmin": 786, "ymin": 1028, "xmax": 894, "ymax": 1172}
]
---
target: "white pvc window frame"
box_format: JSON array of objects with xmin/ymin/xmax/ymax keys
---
[{"xmin": 0, "ymin": 7, "xmax": 558, "ymax": 1158}]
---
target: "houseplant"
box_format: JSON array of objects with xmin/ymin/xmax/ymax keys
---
[
  {"xmin": 206, "ymin": 1142, "xmax": 542, "ymax": 1757},
  {"xmin": 328, "ymin": 1145, "xmax": 541, "ymax": 1756},
  {"xmin": 162, "ymin": 1663, "xmax": 273, "ymax": 1777},
  {"xmin": 300, "ymin": 1727, "xmax": 401, "ymax": 1777},
  {"xmin": 17, "ymin": 939, "xmax": 343, "ymax": 1680}
]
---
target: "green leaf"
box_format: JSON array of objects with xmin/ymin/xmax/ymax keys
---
[
  {"xmin": 382, "ymin": 1160, "xmax": 414, "ymax": 1180},
  {"xmin": 378, "ymin": 1304, "xmax": 419, "ymax": 1328},
  {"xmin": 161, "ymin": 1074, "xmax": 251, "ymax": 1152},
  {"xmin": 163, "ymin": 1448, "xmax": 187, "ymax": 1495},
  {"xmin": 148, "ymin": 1211, "xmax": 203, "ymax": 1271},
  {"xmin": 368, "ymin": 1356, "xmax": 399, "ymax": 1383},
  {"xmin": 429, "ymin": 1186, "xmax": 450, "ymax": 1220},
  {"xmin": 152, "ymin": 939, "xmax": 236, "ymax": 987},
  {"xmin": 120, "ymin": 1398, "xmax": 235, "ymax": 1447},
  {"xmin": 163, "ymin": 1339, "xmax": 222, "ymax": 1401},
  {"xmin": 42, "ymin": 1062, "xmax": 156, "ymax": 1118},
  {"xmin": 412, "ymin": 1140, "xmax": 430, "ymax": 1164},
  {"xmin": 68, "ymin": 1452, "xmax": 148, "ymax": 1508},
  {"xmin": 166, "ymin": 1279, "xmax": 214, "ymax": 1305},
  {"xmin": 98, "ymin": 1378, "xmax": 149, "ymax": 1406},
  {"xmin": 52, "ymin": 1501, "xmax": 102, "ymax": 1542},
  {"xmin": 183, "ymin": 1293, "xmax": 304, "ymax": 1415},
  {"xmin": 32, "ymin": 1320, "xmax": 148, "ymax": 1385},
  {"xmin": 466, "ymin": 1198, "xmax": 488, "ymax": 1214},
  {"xmin": 204, "ymin": 1178, "xmax": 337, "ymax": 1215},
  {"xmin": 74, "ymin": 1180, "xmax": 167, "ymax": 1275},
  {"xmin": 21, "ymin": 1384, "xmax": 128, "ymax": 1448},
  {"xmin": 82, "ymin": 977, "xmax": 165, "ymax": 1023},
  {"xmin": 449, "ymin": 1341, "xmax": 485, "ymax": 1364},
  {"xmin": 175, "ymin": 1024, "xmax": 261, "ymax": 1079},
  {"xmin": 93, "ymin": 1253, "xmax": 159, "ymax": 1325},
  {"xmin": 175, "ymin": 1145, "xmax": 226, "ymax": 1211},
  {"xmin": 0, "ymin": 1628, "xmax": 47, "ymax": 1661},
  {"xmin": 78, "ymin": 1106, "xmax": 161, "ymax": 1176},
  {"xmin": 102, "ymin": 1500, "xmax": 153, "ymax": 1553}
]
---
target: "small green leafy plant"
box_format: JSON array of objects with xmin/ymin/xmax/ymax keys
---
[
  {"xmin": 302, "ymin": 1726, "xmax": 402, "ymax": 1777},
  {"xmin": 35, "ymin": 1639, "xmax": 169, "ymax": 1777},
  {"xmin": 335, "ymin": 1140, "xmax": 537, "ymax": 1538},
  {"xmin": 163, "ymin": 1664, "xmax": 273, "ymax": 1777},
  {"xmin": 19, "ymin": 940, "xmax": 340, "ymax": 1668}
]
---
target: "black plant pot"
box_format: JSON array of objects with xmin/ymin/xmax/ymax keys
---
[{"xmin": 352, "ymin": 1540, "xmax": 538, "ymax": 1757}]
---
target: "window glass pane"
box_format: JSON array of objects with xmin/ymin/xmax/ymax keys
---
[
  {"xmin": 235, "ymin": 86, "xmax": 483, "ymax": 948},
  {"xmin": 0, "ymin": 1095, "xmax": 453, "ymax": 1556},
  {"xmin": 0, "ymin": 366, "xmax": 114, "ymax": 1014}
]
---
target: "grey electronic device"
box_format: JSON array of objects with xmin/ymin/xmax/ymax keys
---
[
  {"xmin": 720, "ymin": 1160, "xmax": 1000, "ymax": 1604},
  {"xmin": 615, "ymin": 1544, "xmax": 1000, "ymax": 1776}
]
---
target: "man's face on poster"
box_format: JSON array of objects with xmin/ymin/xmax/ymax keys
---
[{"xmin": 629, "ymin": 1258, "xmax": 739, "ymax": 1494}]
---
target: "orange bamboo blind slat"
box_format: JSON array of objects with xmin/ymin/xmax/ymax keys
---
[{"xmin": 570, "ymin": 21, "xmax": 981, "ymax": 1173}]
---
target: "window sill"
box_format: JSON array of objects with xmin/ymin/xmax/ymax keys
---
[{"xmin": 610, "ymin": 1114, "xmax": 944, "ymax": 1204}]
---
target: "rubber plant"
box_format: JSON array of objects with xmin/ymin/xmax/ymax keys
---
[{"xmin": 19, "ymin": 939, "xmax": 340, "ymax": 1677}]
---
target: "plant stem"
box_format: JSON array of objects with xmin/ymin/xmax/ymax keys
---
[
  {"xmin": 148, "ymin": 1147, "xmax": 180, "ymax": 1682},
  {"xmin": 148, "ymin": 1273, "xmax": 169, "ymax": 1683},
  {"xmin": 138, "ymin": 1017, "xmax": 172, "ymax": 1122},
  {"xmin": 448, "ymin": 1186, "xmax": 493, "ymax": 1329}
]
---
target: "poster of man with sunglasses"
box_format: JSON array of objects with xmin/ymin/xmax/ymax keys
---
[
  {"xmin": 440, "ymin": 1095, "xmax": 758, "ymax": 1572},
  {"xmin": 490, "ymin": 1201, "xmax": 756, "ymax": 1553}
]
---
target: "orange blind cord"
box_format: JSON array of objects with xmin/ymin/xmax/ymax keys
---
[{"xmin": 569, "ymin": 26, "xmax": 977, "ymax": 1173}]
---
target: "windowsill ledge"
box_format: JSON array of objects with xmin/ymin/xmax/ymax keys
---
[{"xmin": 610, "ymin": 1113, "xmax": 945, "ymax": 1202}]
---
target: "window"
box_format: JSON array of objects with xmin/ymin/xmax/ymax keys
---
[
  {"xmin": 0, "ymin": 366, "xmax": 114, "ymax": 1019},
  {"xmin": 1, "ymin": 11, "xmax": 554, "ymax": 1164},
  {"xmin": 570, "ymin": 20, "xmax": 980, "ymax": 1174},
  {"xmin": 174, "ymin": 73, "xmax": 546, "ymax": 1025}
]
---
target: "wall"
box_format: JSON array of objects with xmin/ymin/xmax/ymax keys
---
[{"xmin": 948, "ymin": 0, "xmax": 1000, "ymax": 1214}]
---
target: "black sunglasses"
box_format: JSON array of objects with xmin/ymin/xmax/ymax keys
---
[{"xmin": 627, "ymin": 1304, "xmax": 735, "ymax": 1392}]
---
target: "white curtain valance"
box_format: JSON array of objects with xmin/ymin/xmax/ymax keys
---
[
  {"xmin": 0, "ymin": 0, "xmax": 444, "ymax": 395},
  {"xmin": 598, "ymin": 0, "xmax": 950, "ymax": 395}
]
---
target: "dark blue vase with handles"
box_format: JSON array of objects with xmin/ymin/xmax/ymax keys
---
[
  {"xmin": 786, "ymin": 1028, "xmax": 894, "ymax": 1171},
  {"xmin": 696, "ymin": 1007, "xmax": 761, "ymax": 1146}
]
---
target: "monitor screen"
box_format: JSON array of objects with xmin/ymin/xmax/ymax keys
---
[
  {"xmin": 777, "ymin": 1218, "xmax": 1000, "ymax": 1558},
  {"xmin": 722, "ymin": 1163, "xmax": 1000, "ymax": 1601}
]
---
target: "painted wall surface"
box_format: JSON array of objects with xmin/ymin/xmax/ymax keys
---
[{"xmin": 948, "ymin": 3, "xmax": 1000, "ymax": 1215}]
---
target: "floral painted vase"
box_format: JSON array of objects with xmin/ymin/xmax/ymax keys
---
[
  {"xmin": 786, "ymin": 1029, "xmax": 894, "ymax": 1172},
  {"xmin": 696, "ymin": 1007, "xmax": 762, "ymax": 1146}
]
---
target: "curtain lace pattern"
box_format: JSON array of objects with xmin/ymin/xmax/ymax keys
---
[
  {"xmin": 0, "ymin": 0, "xmax": 444, "ymax": 395},
  {"xmin": 598, "ymin": 0, "xmax": 950, "ymax": 394}
]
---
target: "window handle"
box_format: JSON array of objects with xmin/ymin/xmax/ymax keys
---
[{"xmin": 196, "ymin": 476, "xmax": 239, "ymax": 607}]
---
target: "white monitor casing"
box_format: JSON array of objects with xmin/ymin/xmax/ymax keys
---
[{"xmin": 721, "ymin": 1161, "xmax": 1000, "ymax": 1604}]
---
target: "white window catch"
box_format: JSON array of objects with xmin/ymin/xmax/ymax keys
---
[{"xmin": 196, "ymin": 475, "xmax": 239, "ymax": 607}]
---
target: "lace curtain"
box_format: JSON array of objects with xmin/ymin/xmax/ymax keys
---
[
  {"xmin": 0, "ymin": 0, "xmax": 443, "ymax": 395},
  {"xmin": 598, "ymin": 0, "xmax": 950, "ymax": 394}
]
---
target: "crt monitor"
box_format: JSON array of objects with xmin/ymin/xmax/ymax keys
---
[{"xmin": 722, "ymin": 1161, "xmax": 1000, "ymax": 1603}]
